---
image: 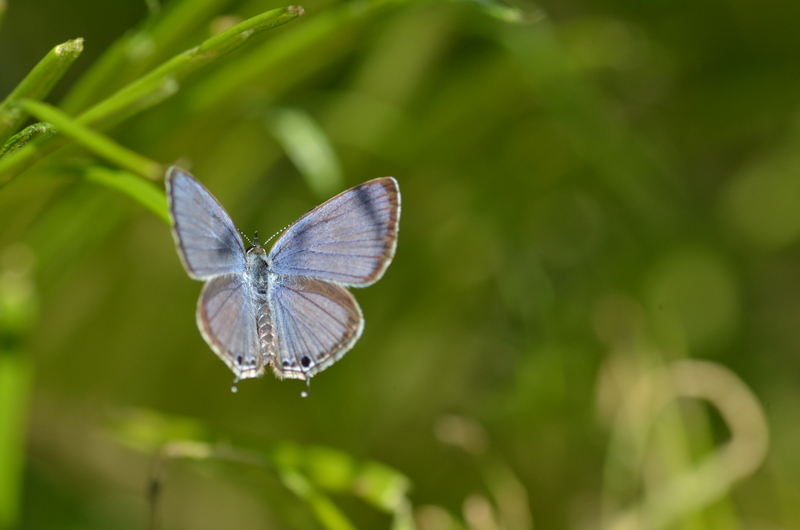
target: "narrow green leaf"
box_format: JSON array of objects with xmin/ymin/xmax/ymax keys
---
[
  {"xmin": 274, "ymin": 443, "xmax": 415, "ymax": 530},
  {"xmin": 19, "ymin": 100, "xmax": 163, "ymax": 181},
  {"xmin": 0, "ymin": 6, "xmax": 304, "ymax": 187},
  {"xmin": 0, "ymin": 356, "xmax": 33, "ymax": 529},
  {"xmin": 279, "ymin": 470, "xmax": 358, "ymax": 530},
  {"xmin": 0, "ymin": 122, "xmax": 58, "ymax": 159},
  {"xmin": 79, "ymin": 5, "xmax": 305, "ymax": 129},
  {"xmin": 453, "ymin": 0, "xmax": 529, "ymax": 23},
  {"xmin": 0, "ymin": 242, "xmax": 37, "ymax": 530},
  {"xmin": 61, "ymin": 0, "xmax": 233, "ymax": 114},
  {"xmin": 0, "ymin": 134, "xmax": 67, "ymax": 188},
  {"xmin": 83, "ymin": 166, "xmax": 169, "ymax": 224},
  {"xmin": 267, "ymin": 107, "xmax": 343, "ymax": 199},
  {"xmin": 186, "ymin": 4, "xmax": 351, "ymax": 114},
  {"xmin": 0, "ymin": 38, "xmax": 83, "ymax": 142}
]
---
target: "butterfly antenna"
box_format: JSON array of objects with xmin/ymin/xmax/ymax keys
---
[
  {"xmin": 264, "ymin": 222, "xmax": 291, "ymax": 246},
  {"xmin": 239, "ymin": 230, "xmax": 253, "ymax": 246}
]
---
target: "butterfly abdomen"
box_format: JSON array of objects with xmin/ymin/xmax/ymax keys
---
[{"xmin": 256, "ymin": 301, "xmax": 276, "ymax": 372}]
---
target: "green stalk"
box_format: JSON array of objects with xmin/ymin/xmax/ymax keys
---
[
  {"xmin": 0, "ymin": 38, "xmax": 83, "ymax": 143},
  {"xmin": 0, "ymin": 123, "xmax": 57, "ymax": 159},
  {"xmin": 279, "ymin": 470, "xmax": 357, "ymax": 530},
  {"xmin": 186, "ymin": 3, "xmax": 363, "ymax": 114},
  {"xmin": 61, "ymin": 0, "xmax": 234, "ymax": 114},
  {"xmin": 20, "ymin": 100, "xmax": 162, "ymax": 181},
  {"xmin": 0, "ymin": 356, "xmax": 33, "ymax": 530},
  {"xmin": 0, "ymin": 240, "xmax": 38, "ymax": 530},
  {"xmin": 84, "ymin": 166, "xmax": 169, "ymax": 223},
  {"xmin": 0, "ymin": 6, "xmax": 304, "ymax": 187},
  {"xmin": 79, "ymin": 5, "xmax": 305, "ymax": 129}
]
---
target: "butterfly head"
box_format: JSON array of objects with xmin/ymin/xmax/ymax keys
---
[
  {"xmin": 246, "ymin": 230, "xmax": 266, "ymax": 255},
  {"xmin": 246, "ymin": 244, "xmax": 266, "ymax": 257}
]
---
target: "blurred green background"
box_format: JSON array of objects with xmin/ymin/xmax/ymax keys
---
[{"xmin": 1, "ymin": 0, "xmax": 799, "ymax": 528}]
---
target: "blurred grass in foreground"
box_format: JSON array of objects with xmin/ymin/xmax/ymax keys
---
[{"xmin": 2, "ymin": 0, "xmax": 800, "ymax": 528}]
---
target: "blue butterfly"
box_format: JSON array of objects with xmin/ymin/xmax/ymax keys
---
[{"xmin": 166, "ymin": 168, "xmax": 400, "ymax": 382}]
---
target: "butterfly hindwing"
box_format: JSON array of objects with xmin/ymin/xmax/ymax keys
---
[
  {"xmin": 196, "ymin": 273, "xmax": 264, "ymax": 380},
  {"xmin": 267, "ymin": 275, "xmax": 364, "ymax": 380}
]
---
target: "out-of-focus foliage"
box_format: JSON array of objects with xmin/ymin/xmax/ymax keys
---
[{"xmin": 0, "ymin": 0, "xmax": 799, "ymax": 528}]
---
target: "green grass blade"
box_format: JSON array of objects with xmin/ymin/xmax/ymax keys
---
[
  {"xmin": 0, "ymin": 122, "xmax": 58, "ymax": 159},
  {"xmin": 0, "ymin": 243, "xmax": 37, "ymax": 530},
  {"xmin": 83, "ymin": 166, "xmax": 169, "ymax": 223},
  {"xmin": 20, "ymin": 100, "xmax": 163, "ymax": 181},
  {"xmin": 61, "ymin": 0, "xmax": 234, "ymax": 114},
  {"xmin": 0, "ymin": 38, "xmax": 83, "ymax": 142},
  {"xmin": 452, "ymin": 0, "xmax": 528, "ymax": 23},
  {"xmin": 0, "ymin": 6, "xmax": 303, "ymax": 187},
  {"xmin": 79, "ymin": 5, "xmax": 305, "ymax": 129},
  {"xmin": 279, "ymin": 470, "xmax": 358, "ymax": 530},
  {"xmin": 0, "ymin": 356, "xmax": 33, "ymax": 530},
  {"xmin": 0, "ymin": 135, "xmax": 70, "ymax": 188},
  {"xmin": 267, "ymin": 107, "xmax": 343, "ymax": 199},
  {"xmin": 186, "ymin": 4, "xmax": 351, "ymax": 114},
  {"xmin": 274, "ymin": 443, "xmax": 414, "ymax": 530}
]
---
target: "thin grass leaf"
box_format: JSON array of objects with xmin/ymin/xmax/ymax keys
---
[
  {"xmin": 279, "ymin": 470, "xmax": 358, "ymax": 530},
  {"xmin": 0, "ymin": 38, "xmax": 83, "ymax": 142},
  {"xmin": 186, "ymin": 3, "xmax": 357, "ymax": 114},
  {"xmin": 61, "ymin": 0, "xmax": 234, "ymax": 114},
  {"xmin": 452, "ymin": 0, "xmax": 530, "ymax": 23},
  {"xmin": 0, "ymin": 122, "xmax": 57, "ymax": 159},
  {"xmin": 79, "ymin": 5, "xmax": 305, "ymax": 129},
  {"xmin": 267, "ymin": 107, "xmax": 343, "ymax": 199},
  {"xmin": 0, "ymin": 6, "xmax": 303, "ymax": 187},
  {"xmin": 0, "ymin": 243, "xmax": 37, "ymax": 530},
  {"xmin": 0, "ymin": 132, "xmax": 66, "ymax": 188},
  {"xmin": 274, "ymin": 443, "xmax": 415, "ymax": 530},
  {"xmin": 20, "ymin": 100, "xmax": 163, "ymax": 181},
  {"xmin": 0, "ymin": 356, "xmax": 32, "ymax": 529},
  {"xmin": 83, "ymin": 166, "xmax": 169, "ymax": 223}
]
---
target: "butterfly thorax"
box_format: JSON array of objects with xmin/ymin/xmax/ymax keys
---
[{"xmin": 245, "ymin": 245, "xmax": 273, "ymax": 295}]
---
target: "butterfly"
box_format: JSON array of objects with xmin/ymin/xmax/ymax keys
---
[{"xmin": 165, "ymin": 167, "xmax": 400, "ymax": 383}]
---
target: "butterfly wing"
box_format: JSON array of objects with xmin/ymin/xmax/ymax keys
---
[
  {"xmin": 267, "ymin": 275, "xmax": 364, "ymax": 380},
  {"xmin": 166, "ymin": 167, "xmax": 246, "ymax": 280},
  {"xmin": 267, "ymin": 178, "xmax": 400, "ymax": 287},
  {"xmin": 196, "ymin": 273, "xmax": 265, "ymax": 380}
]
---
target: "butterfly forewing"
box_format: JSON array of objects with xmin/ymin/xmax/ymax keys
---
[
  {"xmin": 166, "ymin": 167, "xmax": 246, "ymax": 280},
  {"xmin": 196, "ymin": 274, "xmax": 265, "ymax": 379},
  {"xmin": 267, "ymin": 178, "xmax": 400, "ymax": 287},
  {"xmin": 268, "ymin": 275, "xmax": 364, "ymax": 380}
]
